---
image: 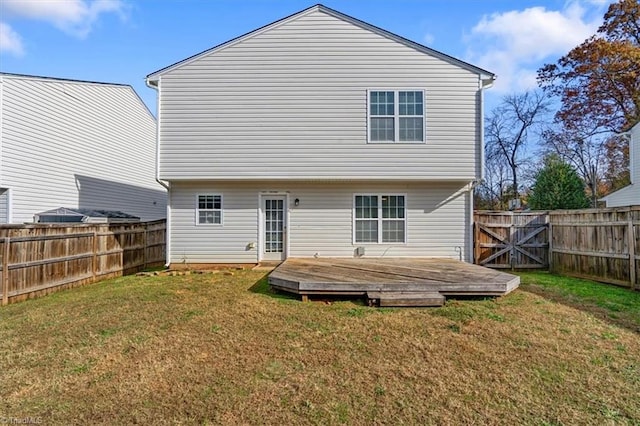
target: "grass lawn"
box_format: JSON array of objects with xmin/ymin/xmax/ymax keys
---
[{"xmin": 1, "ymin": 269, "xmax": 639, "ymax": 425}]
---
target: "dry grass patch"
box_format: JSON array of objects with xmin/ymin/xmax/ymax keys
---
[{"xmin": 1, "ymin": 270, "xmax": 639, "ymax": 425}]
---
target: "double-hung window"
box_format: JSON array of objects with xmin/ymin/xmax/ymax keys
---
[
  {"xmin": 197, "ymin": 194, "xmax": 222, "ymax": 225},
  {"xmin": 354, "ymin": 195, "xmax": 406, "ymax": 243},
  {"xmin": 369, "ymin": 90, "xmax": 424, "ymax": 143}
]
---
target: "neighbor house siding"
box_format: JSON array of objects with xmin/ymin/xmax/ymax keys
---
[
  {"xmin": 604, "ymin": 185, "xmax": 638, "ymax": 207},
  {"xmin": 603, "ymin": 122, "xmax": 639, "ymax": 207},
  {"xmin": 169, "ymin": 181, "xmax": 471, "ymax": 264},
  {"xmin": 156, "ymin": 9, "xmax": 482, "ymax": 181},
  {"xmin": 0, "ymin": 75, "xmax": 167, "ymax": 223}
]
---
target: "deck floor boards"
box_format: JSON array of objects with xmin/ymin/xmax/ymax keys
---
[{"xmin": 268, "ymin": 258, "xmax": 519, "ymax": 305}]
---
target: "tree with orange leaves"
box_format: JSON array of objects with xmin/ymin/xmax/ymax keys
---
[
  {"xmin": 537, "ymin": 0, "xmax": 639, "ymax": 202},
  {"xmin": 538, "ymin": 0, "xmax": 639, "ymax": 135}
]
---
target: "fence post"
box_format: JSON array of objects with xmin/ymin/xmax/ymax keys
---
[
  {"xmin": 629, "ymin": 217, "xmax": 636, "ymax": 290},
  {"xmin": 143, "ymin": 224, "xmax": 148, "ymax": 270},
  {"xmin": 510, "ymin": 217, "xmax": 515, "ymax": 270},
  {"xmin": 92, "ymin": 231, "xmax": 98, "ymax": 283},
  {"xmin": 547, "ymin": 214, "xmax": 553, "ymax": 272},
  {"xmin": 2, "ymin": 237, "xmax": 9, "ymax": 306},
  {"xmin": 474, "ymin": 220, "xmax": 479, "ymax": 265}
]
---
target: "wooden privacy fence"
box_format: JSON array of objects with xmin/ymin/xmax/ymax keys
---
[
  {"xmin": 474, "ymin": 207, "xmax": 639, "ymax": 290},
  {"xmin": 549, "ymin": 207, "xmax": 639, "ymax": 290},
  {"xmin": 0, "ymin": 220, "xmax": 166, "ymax": 304}
]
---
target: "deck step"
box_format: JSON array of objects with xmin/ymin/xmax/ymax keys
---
[{"xmin": 367, "ymin": 291, "xmax": 445, "ymax": 307}]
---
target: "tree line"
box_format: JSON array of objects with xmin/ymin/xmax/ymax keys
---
[{"xmin": 475, "ymin": 0, "xmax": 639, "ymax": 211}]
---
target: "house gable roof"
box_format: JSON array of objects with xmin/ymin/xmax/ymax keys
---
[
  {"xmin": 0, "ymin": 72, "xmax": 156, "ymax": 121},
  {"xmin": 0, "ymin": 72, "xmax": 130, "ymax": 88},
  {"xmin": 146, "ymin": 4, "xmax": 495, "ymax": 84}
]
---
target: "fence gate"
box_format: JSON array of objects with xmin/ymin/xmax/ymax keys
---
[{"xmin": 474, "ymin": 211, "xmax": 549, "ymax": 269}]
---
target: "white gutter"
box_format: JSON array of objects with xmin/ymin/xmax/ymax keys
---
[
  {"xmin": 145, "ymin": 77, "xmax": 169, "ymax": 191},
  {"xmin": 7, "ymin": 189, "xmax": 12, "ymax": 223},
  {"xmin": 479, "ymin": 75, "xmax": 496, "ymax": 181},
  {"xmin": 0, "ymin": 75, "xmax": 4, "ymax": 188},
  {"xmin": 0, "ymin": 77, "xmax": 11, "ymax": 224},
  {"xmin": 145, "ymin": 76, "xmax": 171, "ymax": 267},
  {"xmin": 469, "ymin": 75, "xmax": 496, "ymax": 263}
]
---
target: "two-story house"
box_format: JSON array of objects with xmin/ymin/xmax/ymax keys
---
[
  {"xmin": 602, "ymin": 122, "xmax": 640, "ymax": 207},
  {"xmin": 0, "ymin": 73, "xmax": 167, "ymax": 223},
  {"xmin": 146, "ymin": 4, "xmax": 495, "ymax": 266}
]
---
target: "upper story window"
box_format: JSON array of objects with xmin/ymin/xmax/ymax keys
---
[
  {"xmin": 197, "ymin": 194, "xmax": 222, "ymax": 225},
  {"xmin": 369, "ymin": 90, "xmax": 424, "ymax": 143}
]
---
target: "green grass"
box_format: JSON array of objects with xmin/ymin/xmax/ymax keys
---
[
  {"xmin": 518, "ymin": 271, "xmax": 640, "ymax": 332},
  {"xmin": 0, "ymin": 269, "xmax": 639, "ymax": 425}
]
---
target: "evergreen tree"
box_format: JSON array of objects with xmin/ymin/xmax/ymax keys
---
[{"xmin": 528, "ymin": 155, "xmax": 590, "ymax": 210}]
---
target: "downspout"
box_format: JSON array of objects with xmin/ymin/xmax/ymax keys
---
[
  {"xmin": 0, "ymin": 76, "xmax": 10, "ymax": 224},
  {"xmin": 146, "ymin": 76, "xmax": 171, "ymax": 267},
  {"xmin": 0, "ymin": 74, "xmax": 3, "ymax": 187},
  {"xmin": 468, "ymin": 75, "xmax": 496, "ymax": 263},
  {"xmin": 467, "ymin": 180, "xmax": 480, "ymax": 263},
  {"xmin": 479, "ymin": 75, "xmax": 496, "ymax": 182}
]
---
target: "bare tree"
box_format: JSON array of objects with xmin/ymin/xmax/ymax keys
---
[
  {"xmin": 485, "ymin": 91, "xmax": 550, "ymax": 204},
  {"xmin": 542, "ymin": 127, "xmax": 604, "ymax": 207},
  {"xmin": 542, "ymin": 127, "xmax": 629, "ymax": 207},
  {"xmin": 475, "ymin": 153, "xmax": 511, "ymax": 210}
]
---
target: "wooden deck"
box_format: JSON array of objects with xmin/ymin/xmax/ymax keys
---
[{"xmin": 268, "ymin": 258, "xmax": 520, "ymax": 307}]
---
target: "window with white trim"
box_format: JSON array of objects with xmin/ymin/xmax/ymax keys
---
[
  {"xmin": 197, "ymin": 194, "xmax": 222, "ymax": 225},
  {"xmin": 354, "ymin": 195, "xmax": 406, "ymax": 243},
  {"xmin": 369, "ymin": 90, "xmax": 424, "ymax": 143}
]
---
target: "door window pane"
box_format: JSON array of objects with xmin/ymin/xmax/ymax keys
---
[{"xmin": 265, "ymin": 198, "xmax": 284, "ymax": 253}]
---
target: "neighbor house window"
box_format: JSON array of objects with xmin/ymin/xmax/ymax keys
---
[
  {"xmin": 354, "ymin": 195, "xmax": 406, "ymax": 243},
  {"xmin": 369, "ymin": 90, "xmax": 424, "ymax": 143},
  {"xmin": 197, "ymin": 194, "xmax": 222, "ymax": 225}
]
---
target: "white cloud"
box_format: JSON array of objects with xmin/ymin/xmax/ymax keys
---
[
  {"xmin": 2, "ymin": 0, "xmax": 127, "ymax": 38},
  {"xmin": 423, "ymin": 33, "xmax": 435, "ymax": 46},
  {"xmin": 465, "ymin": 0, "xmax": 611, "ymax": 93},
  {"xmin": 0, "ymin": 22, "xmax": 24, "ymax": 56}
]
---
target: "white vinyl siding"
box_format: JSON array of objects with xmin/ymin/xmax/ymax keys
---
[
  {"xmin": 196, "ymin": 194, "xmax": 222, "ymax": 225},
  {"xmin": 603, "ymin": 123, "xmax": 639, "ymax": 207},
  {"xmin": 168, "ymin": 181, "xmax": 471, "ymax": 264},
  {"xmin": 603, "ymin": 185, "xmax": 639, "ymax": 207},
  {"xmin": 354, "ymin": 194, "xmax": 406, "ymax": 243},
  {"xmin": 155, "ymin": 9, "xmax": 482, "ymax": 181},
  {"xmin": 0, "ymin": 75, "xmax": 167, "ymax": 223}
]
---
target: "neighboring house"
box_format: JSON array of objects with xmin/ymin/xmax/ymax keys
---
[
  {"xmin": 0, "ymin": 73, "xmax": 167, "ymax": 223},
  {"xmin": 146, "ymin": 4, "xmax": 495, "ymax": 266},
  {"xmin": 601, "ymin": 122, "xmax": 640, "ymax": 207}
]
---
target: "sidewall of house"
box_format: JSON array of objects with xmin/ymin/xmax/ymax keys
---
[
  {"xmin": 169, "ymin": 181, "xmax": 472, "ymax": 264},
  {"xmin": 1, "ymin": 76, "xmax": 167, "ymax": 223}
]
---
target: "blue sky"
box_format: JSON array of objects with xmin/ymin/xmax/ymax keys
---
[{"xmin": 0, "ymin": 0, "xmax": 613, "ymax": 114}]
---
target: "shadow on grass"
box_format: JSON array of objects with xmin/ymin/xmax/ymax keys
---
[
  {"xmin": 248, "ymin": 275, "xmax": 371, "ymax": 306},
  {"xmin": 518, "ymin": 272, "xmax": 640, "ymax": 334},
  {"xmin": 248, "ymin": 275, "xmax": 299, "ymax": 302}
]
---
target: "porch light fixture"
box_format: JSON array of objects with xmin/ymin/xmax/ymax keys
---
[{"xmin": 294, "ymin": 198, "xmax": 300, "ymax": 206}]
